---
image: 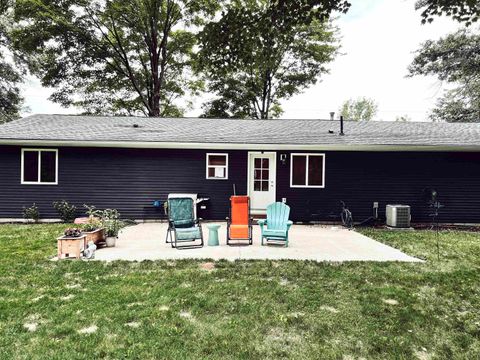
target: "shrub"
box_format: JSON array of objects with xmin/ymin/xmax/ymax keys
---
[
  {"xmin": 53, "ymin": 200, "xmax": 77, "ymax": 223},
  {"xmin": 22, "ymin": 203, "xmax": 40, "ymax": 223}
]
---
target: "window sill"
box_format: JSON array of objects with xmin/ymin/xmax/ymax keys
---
[{"xmin": 21, "ymin": 182, "xmax": 58, "ymax": 185}]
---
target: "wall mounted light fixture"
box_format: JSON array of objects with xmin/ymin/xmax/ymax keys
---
[{"xmin": 280, "ymin": 153, "xmax": 287, "ymax": 165}]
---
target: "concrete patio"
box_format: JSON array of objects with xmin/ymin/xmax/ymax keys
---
[{"xmin": 93, "ymin": 222, "xmax": 421, "ymax": 262}]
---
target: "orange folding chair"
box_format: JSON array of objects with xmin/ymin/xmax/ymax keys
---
[{"xmin": 226, "ymin": 196, "xmax": 253, "ymax": 245}]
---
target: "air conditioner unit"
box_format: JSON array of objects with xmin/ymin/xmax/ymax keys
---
[{"xmin": 386, "ymin": 205, "xmax": 411, "ymax": 228}]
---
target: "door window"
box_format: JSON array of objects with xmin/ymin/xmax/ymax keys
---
[{"xmin": 254, "ymin": 157, "xmax": 270, "ymax": 191}]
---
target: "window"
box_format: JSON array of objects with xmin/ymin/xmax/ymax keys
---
[
  {"xmin": 21, "ymin": 149, "xmax": 58, "ymax": 185},
  {"xmin": 290, "ymin": 153, "xmax": 325, "ymax": 188},
  {"xmin": 206, "ymin": 153, "xmax": 228, "ymax": 179},
  {"xmin": 253, "ymin": 157, "xmax": 270, "ymax": 191}
]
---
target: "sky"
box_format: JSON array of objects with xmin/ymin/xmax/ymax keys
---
[{"xmin": 21, "ymin": 0, "xmax": 461, "ymax": 122}]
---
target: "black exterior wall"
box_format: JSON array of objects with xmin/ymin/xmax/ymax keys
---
[
  {"xmin": 279, "ymin": 151, "xmax": 480, "ymax": 224},
  {"xmin": 0, "ymin": 145, "xmax": 479, "ymax": 223}
]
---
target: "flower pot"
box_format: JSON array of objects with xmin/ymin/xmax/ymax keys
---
[
  {"xmin": 105, "ymin": 236, "xmax": 117, "ymax": 247},
  {"xmin": 82, "ymin": 228, "xmax": 105, "ymax": 245},
  {"xmin": 57, "ymin": 235, "xmax": 86, "ymax": 259}
]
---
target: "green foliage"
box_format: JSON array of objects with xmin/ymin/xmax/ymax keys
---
[
  {"xmin": 82, "ymin": 218, "xmax": 102, "ymax": 232},
  {"xmin": 63, "ymin": 227, "xmax": 82, "ymax": 238},
  {"xmin": 409, "ymin": 28, "xmax": 480, "ymax": 122},
  {"xmin": 0, "ymin": 0, "xmax": 23, "ymax": 122},
  {"xmin": 22, "ymin": 203, "xmax": 39, "ymax": 222},
  {"xmin": 83, "ymin": 204, "xmax": 100, "ymax": 218},
  {"xmin": 82, "ymin": 205, "xmax": 123, "ymax": 235},
  {"xmin": 197, "ymin": 0, "xmax": 349, "ymax": 119},
  {"xmin": 52, "ymin": 200, "xmax": 77, "ymax": 223},
  {"xmin": 339, "ymin": 97, "xmax": 378, "ymax": 121},
  {"xmin": 416, "ymin": 0, "xmax": 480, "ymax": 26},
  {"xmin": 82, "ymin": 204, "xmax": 102, "ymax": 231},
  {"xmin": 102, "ymin": 208, "xmax": 122, "ymax": 237},
  {"xmin": 10, "ymin": 0, "xmax": 218, "ymax": 116}
]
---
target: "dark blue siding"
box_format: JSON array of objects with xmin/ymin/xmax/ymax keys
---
[
  {"xmin": 0, "ymin": 146, "xmax": 246, "ymax": 220},
  {"xmin": 277, "ymin": 151, "xmax": 480, "ymax": 224},
  {"xmin": 0, "ymin": 145, "xmax": 479, "ymax": 223}
]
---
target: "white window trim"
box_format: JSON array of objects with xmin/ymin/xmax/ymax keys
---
[
  {"xmin": 21, "ymin": 148, "xmax": 58, "ymax": 185},
  {"xmin": 290, "ymin": 153, "xmax": 325, "ymax": 188},
  {"xmin": 206, "ymin": 153, "xmax": 229, "ymax": 180}
]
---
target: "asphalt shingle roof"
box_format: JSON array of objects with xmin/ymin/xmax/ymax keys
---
[{"xmin": 0, "ymin": 114, "xmax": 479, "ymax": 148}]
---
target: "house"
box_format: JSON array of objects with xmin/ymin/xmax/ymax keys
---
[{"xmin": 0, "ymin": 114, "xmax": 479, "ymax": 223}]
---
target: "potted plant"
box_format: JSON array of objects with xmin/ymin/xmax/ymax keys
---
[
  {"xmin": 81, "ymin": 205, "xmax": 105, "ymax": 245},
  {"xmin": 57, "ymin": 227, "xmax": 86, "ymax": 259},
  {"xmin": 102, "ymin": 209, "xmax": 121, "ymax": 247},
  {"xmin": 63, "ymin": 227, "xmax": 82, "ymax": 238},
  {"xmin": 82, "ymin": 218, "xmax": 105, "ymax": 245}
]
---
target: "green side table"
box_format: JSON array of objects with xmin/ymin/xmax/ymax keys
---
[{"xmin": 207, "ymin": 224, "xmax": 221, "ymax": 246}]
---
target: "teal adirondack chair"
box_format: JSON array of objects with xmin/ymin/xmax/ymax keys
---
[{"xmin": 258, "ymin": 202, "xmax": 293, "ymax": 247}]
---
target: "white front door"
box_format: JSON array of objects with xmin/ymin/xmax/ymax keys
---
[{"xmin": 248, "ymin": 152, "xmax": 276, "ymax": 213}]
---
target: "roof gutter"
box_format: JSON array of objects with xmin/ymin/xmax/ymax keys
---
[{"xmin": 0, "ymin": 139, "xmax": 480, "ymax": 152}]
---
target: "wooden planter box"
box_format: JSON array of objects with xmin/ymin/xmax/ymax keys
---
[
  {"xmin": 83, "ymin": 228, "xmax": 106, "ymax": 245},
  {"xmin": 57, "ymin": 235, "xmax": 86, "ymax": 259}
]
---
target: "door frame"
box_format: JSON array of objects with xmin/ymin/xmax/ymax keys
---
[{"xmin": 247, "ymin": 151, "xmax": 277, "ymax": 213}]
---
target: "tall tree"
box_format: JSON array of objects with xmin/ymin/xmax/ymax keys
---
[
  {"xmin": 339, "ymin": 97, "xmax": 378, "ymax": 121},
  {"xmin": 11, "ymin": 0, "xmax": 218, "ymax": 117},
  {"xmin": 408, "ymin": 29, "xmax": 480, "ymax": 122},
  {"xmin": 197, "ymin": 0, "xmax": 350, "ymax": 119},
  {"xmin": 0, "ymin": 0, "xmax": 23, "ymax": 123},
  {"xmin": 416, "ymin": 0, "xmax": 479, "ymax": 25}
]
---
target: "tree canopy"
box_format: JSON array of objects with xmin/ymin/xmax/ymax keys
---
[
  {"xmin": 0, "ymin": 0, "xmax": 23, "ymax": 122},
  {"xmin": 11, "ymin": 0, "xmax": 219, "ymax": 117},
  {"xmin": 416, "ymin": 0, "xmax": 480, "ymax": 25},
  {"xmin": 339, "ymin": 97, "xmax": 378, "ymax": 121},
  {"xmin": 197, "ymin": 0, "xmax": 350, "ymax": 119},
  {"xmin": 408, "ymin": 29, "xmax": 480, "ymax": 122}
]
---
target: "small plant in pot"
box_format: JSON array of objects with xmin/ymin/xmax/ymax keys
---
[
  {"xmin": 63, "ymin": 227, "xmax": 82, "ymax": 238},
  {"xmin": 81, "ymin": 205, "xmax": 105, "ymax": 245},
  {"xmin": 102, "ymin": 209, "xmax": 121, "ymax": 247}
]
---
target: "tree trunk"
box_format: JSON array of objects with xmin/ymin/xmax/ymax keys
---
[{"xmin": 149, "ymin": 4, "xmax": 161, "ymax": 117}]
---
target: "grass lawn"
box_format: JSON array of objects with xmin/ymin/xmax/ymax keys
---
[{"xmin": 0, "ymin": 225, "xmax": 479, "ymax": 359}]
